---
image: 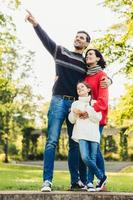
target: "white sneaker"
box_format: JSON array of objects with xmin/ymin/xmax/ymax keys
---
[
  {"xmin": 41, "ymin": 180, "xmax": 52, "ymax": 192},
  {"xmin": 87, "ymin": 182, "xmax": 95, "ymax": 192}
]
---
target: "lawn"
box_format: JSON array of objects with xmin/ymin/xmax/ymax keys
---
[{"xmin": 0, "ymin": 163, "xmax": 133, "ymax": 192}]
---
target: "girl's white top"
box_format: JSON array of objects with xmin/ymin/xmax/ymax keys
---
[{"xmin": 68, "ymin": 96, "xmax": 102, "ymax": 143}]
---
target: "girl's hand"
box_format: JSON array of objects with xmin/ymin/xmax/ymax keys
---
[
  {"xmin": 73, "ymin": 108, "xmax": 82, "ymax": 115},
  {"xmin": 79, "ymin": 111, "xmax": 89, "ymax": 119}
]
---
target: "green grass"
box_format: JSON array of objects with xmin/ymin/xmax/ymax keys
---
[
  {"xmin": 120, "ymin": 166, "xmax": 133, "ymax": 173},
  {"xmin": 0, "ymin": 163, "xmax": 133, "ymax": 192}
]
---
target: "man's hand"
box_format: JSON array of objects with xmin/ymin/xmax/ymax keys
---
[
  {"xmin": 100, "ymin": 76, "xmax": 112, "ymax": 88},
  {"xmin": 25, "ymin": 10, "xmax": 38, "ymax": 27},
  {"xmin": 79, "ymin": 111, "xmax": 89, "ymax": 119}
]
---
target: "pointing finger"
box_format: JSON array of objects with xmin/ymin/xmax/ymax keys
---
[{"xmin": 26, "ymin": 9, "xmax": 32, "ymax": 16}]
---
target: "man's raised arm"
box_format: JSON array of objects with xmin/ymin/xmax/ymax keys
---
[{"xmin": 25, "ymin": 10, "xmax": 57, "ymax": 57}]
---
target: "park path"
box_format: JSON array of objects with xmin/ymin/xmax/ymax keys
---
[{"xmin": 16, "ymin": 161, "xmax": 133, "ymax": 172}]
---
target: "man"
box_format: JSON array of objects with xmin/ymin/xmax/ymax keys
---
[{"xmin": 25, "ymin": 10, "xmax": 109, "ymax": 192}]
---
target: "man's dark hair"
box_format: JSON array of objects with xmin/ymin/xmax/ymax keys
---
[{"xmin": 77, "ymin": 31, "xmax": 91, "ymax": 43}]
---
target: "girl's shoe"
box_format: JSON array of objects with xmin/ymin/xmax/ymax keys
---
[
  {"xmin": 87, "ymin": 182, "xmax": 95, "ymax": 192},
  {"xmin": 96, "ymin": 175, "xmax": 107, "ymax": 191}
]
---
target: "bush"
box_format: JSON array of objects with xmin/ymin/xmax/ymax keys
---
[
  {"xmin": 104, "ymin": 152, "xmax": 120, "ymax": 161},
  {"xmin": 0, "ymin": 153, "xmax": 5, "ymax": 161},
  {"xmin": 35, "ymin": 153, "xmax": 43, "ymax": 160},
  {"xmin": 8, "ymin": 144, "xmax": 19, "ymax": 155},
  {"xmin": 129, "ymin": 153, "xmax": 133, "ymax": 161},
  {"xmin": 55, "ymin": 153, "xmax": 67, "ymax": 160}
]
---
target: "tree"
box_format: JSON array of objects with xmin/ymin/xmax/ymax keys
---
[
  {"xmin": 120, "ymin": 127, "xmax": 128, "ymax": 161},
  {"xmin": 93, "ymin": 0, "xmax": 133, "ymax": 77},
  {"xmin": 109, "ymin": 84, "xmax": 133, "ymax": 131},
  {"xmin": 95, "ymin": 0, "xmax": 133, "ymax": 160},
  {"xmin": 0, "ymin": 2, "xmax": 45, "ymax": 161},
  {"xmin": 94, "ymin": 0, "xmax": 133, "ymax": 128},
  {"xmin": 1, "ymin": 0, "xmax": 21, "ymax": 9}
]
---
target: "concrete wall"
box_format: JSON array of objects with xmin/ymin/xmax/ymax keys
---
[{"xmin": 0, "ymin": 191, "xmax": 133, "ymax": 200}]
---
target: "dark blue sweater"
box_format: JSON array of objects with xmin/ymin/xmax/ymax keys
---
[{"xmin": 34, "ymin": 25, "xmax": 87, "ymax": 99}]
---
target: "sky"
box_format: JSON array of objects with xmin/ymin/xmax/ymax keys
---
[{"xmin": 3, "ymin": 0, "xmax": 128, "ymax": 103}]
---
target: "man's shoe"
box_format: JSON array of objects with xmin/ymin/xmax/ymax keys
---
[
  {"xmin": 41, "ymin": 180, "xmax": 52, "ymax": 192},
  {"xmin": 87, "ymin": 182, "xmax": 95, "ymax": 192},
  {"xmin": 96, "ymin": 175, "xmax": 107, "ymax": 191},
  {"xmin": 70, "ymin": 180, "xmax": 87, "ymax": 191}
]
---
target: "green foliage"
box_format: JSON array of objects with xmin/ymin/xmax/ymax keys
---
[
  {"xmin": 98, "ymin": 1, "xmax": 133, "ymax": 158},
  {"xmin": 94, "ymin": 0, "xmax": 133, "ymax": 77},
  {"xmin": 22, "ymin": 128, "xmax": 32, "ymax": 160},
  {"xmin": 108, "ymin": 84, "xmax": 133, "ymax": 160},
  {"xmin": 120, "ymin": 165, "xmax": 133, "ymax": 173},
  {"xmin": 104, "ymin": 135, "xmax": 118, "ymax": 154},
  {"xmin": 120, "ymin": 128, "xmax": 129, "ymax": 160},
  {"xmin": 103, "ymin": 0, "xmax": 133, "ymax": 39},
  {"xmin": 0, "ymin": 3, "xmax": 46, "ymax": 162},
  {"xmin": 8, "ymin": 143, "xmax": 19, "ymax": 155},
  {"xmin": 109, "ymin": 84, "xmax": 133, "ymax": 128},
  {"xmin": 103, "ymin": 0, "xmax": 133, "ymax": 14},
  {"xmin": 93, "ymin": 33, "xmax": 133, "ymax": 77},
  {"xmin": 22, "ymin": 128, "xmax": 43, "ymax": 160},
  {"xmin": 1, "ymin": 0, "xmax": 21, "ymax": 9}
]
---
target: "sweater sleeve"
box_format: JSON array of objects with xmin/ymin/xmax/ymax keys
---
[
  {"xmin": 34, "ymin": 24, "xmax": 57, "ymax": 57},
  {"xmin": 86, "ymin": 105, "xmax": 102, "ymax": 123},
  {"xmin": 68, "ymin": 102, "xmax": 78, "ymax": 124},
  {"xmin": 93, "ymin": 75, "xmax": 109, "ymax": 112}
]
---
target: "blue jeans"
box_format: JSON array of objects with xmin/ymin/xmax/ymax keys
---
[
  {"xmin": 79, "ymin": 140, "xmax": 103, "ymax": 181},
  {"xmin": 43, "ymin": 95, "xmax": 80, "ymax": 184},
  {"xmin": 87, "ymin": 125, "xmax": 105, "ymax": 183}
]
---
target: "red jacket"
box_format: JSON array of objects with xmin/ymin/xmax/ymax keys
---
[{"xmin": 85, "ymin": 70, "xmax": 108, "ymax": 125}]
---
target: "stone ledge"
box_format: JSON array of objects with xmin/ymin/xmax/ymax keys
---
[{"xmin": 0, "ymin": 191, "xmax": 133, "ymax": 200}]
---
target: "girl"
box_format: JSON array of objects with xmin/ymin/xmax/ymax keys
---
[{"xmin": 68, "ymin": 81, "xmax": 107, "ymax": 192}]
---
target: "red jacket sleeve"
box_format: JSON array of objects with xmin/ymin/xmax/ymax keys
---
[{"xmin": 93, "ymin": 77, "xmax": 108, "ymax": 112}]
